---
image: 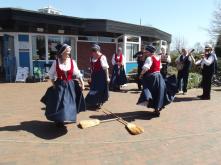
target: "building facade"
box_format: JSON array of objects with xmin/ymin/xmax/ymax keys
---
[{"xmin": 0, "ymin": 8, "xmax": 171, "ymax": 81}]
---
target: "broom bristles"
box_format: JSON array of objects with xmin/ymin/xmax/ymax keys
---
[
  {"xmin": 126, "ymin": 123, "xmax": 144, "ymax": 135},
  {"xmin": 79, "ymin": 119, "xmax": 100, "ymax": 129}
]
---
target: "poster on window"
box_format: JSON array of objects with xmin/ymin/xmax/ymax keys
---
[{"xmin": 51, "ymin": 43, "xmax": 57, "ymax": 51}]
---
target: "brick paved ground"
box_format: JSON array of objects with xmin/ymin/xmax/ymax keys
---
[{"xmin": 0, "ymin": 82, "xmax": 221, "ymax": 165}]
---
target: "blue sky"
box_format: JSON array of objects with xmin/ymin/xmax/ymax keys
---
[{"xmin": 0, "ymin": 0, "xmax": 219, "ymax": 48}]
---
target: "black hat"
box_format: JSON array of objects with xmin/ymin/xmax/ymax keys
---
[
  {"xmin": 145, "ymin": 45, "xmax": 156, "ymax": 53},
  {"xmin": 56, "ymin": 43, "xmax": 71, "ymax": 56},
  {"xmin": 91, "ymin": 43, "xmax": 100, "ymax": 51}
]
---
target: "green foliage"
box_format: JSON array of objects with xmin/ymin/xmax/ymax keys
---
[
  {"xmin": 187, "ymin": 72, "xmax": 202, "ymax": 89},
  {"xmin": 167, "ymin": 66, "xmax": 177, "ymax": 76}
]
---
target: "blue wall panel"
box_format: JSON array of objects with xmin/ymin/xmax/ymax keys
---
[
  {"xmin": 19, "ymin": 52, "xmax": 30, "ymax": 67},
  {"xmin": 126, "ymin": 62, "xmax": 137, "ymax": 74},
  {"xmin": 18, "ymin": 35, "xmax": 29, "ymax": 42}
]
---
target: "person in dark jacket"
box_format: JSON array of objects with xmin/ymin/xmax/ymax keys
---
[
  {"xmin": 195, "ymin": 44, "xmax": 216, "ymax": 100},
  {"xmin": 133, "ymin": 45, "xmax": 146, "ymax": 90},
  {"xmin": 175, "ymin": 48, "xmax": 194, "ymax": 94}
]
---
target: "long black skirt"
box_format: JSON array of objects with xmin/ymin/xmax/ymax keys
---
[
  {"xmin": 109, "ymin": 64, "xmax": 127, "ymax": 90},
  {"xmin": 85, "ymin": 70, "xmax": 109, "ymax": 107},
  {"xmin": 41, "ymin": 80, "xmax": 86, "ymax": 122},
  {"xmin": 137, "ymin": 72, "xmax": 176, "ymax": 110}
]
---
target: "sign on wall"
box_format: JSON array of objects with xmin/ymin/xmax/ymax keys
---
[
  {"xmin": 15, "ymin": 67, "xmax": 29, "ymax": 82},
  {"xmin": 19, "ymin": 41, "xmax": 29, "ymax": 50}
]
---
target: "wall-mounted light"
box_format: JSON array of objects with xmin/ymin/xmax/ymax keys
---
[
  {"xmin": 58, "ymin": 29, "xmax": 64, "ymax": 34},
  {"xmin": 37, "ymin": 28, "xmax": 44, "ymax": 32}
]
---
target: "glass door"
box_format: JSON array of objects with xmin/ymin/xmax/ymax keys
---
[
  {"xmin": 3, "ymin": 34, "xmax": 16, "ymax": 82},
  {"xmin": 48, "ymin": 36, "xmax": 61, "ymax": 60},
  {"xmin": 0, "ymin": 36, "xmax": 3, "ymax": 81}
]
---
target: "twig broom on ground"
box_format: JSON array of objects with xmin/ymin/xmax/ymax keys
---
[
  {"xmin": 102, "ymin": 108, "xmax": 144, "ymax": 135},
  {"xmin": 79, "ymin": 114, "xmax": 141, "ymax": 129}
]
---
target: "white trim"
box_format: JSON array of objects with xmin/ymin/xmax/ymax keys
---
[
  {"xmin": 45, "ymin": 35, "xmax": 49, "ymax": 64},
  {"xmin": 116, "ymin": 35, "xmax": 124, "ymax": 40},
  {"xmin": 126, "ymin": 61, "xmax": 137, "ymax": 64},
  {"xmin": 138, "ymin": 36, "xmax": 141, "ymax": 51},
  {"xmin": 14, "ymin": 33, "xmax": 19, "ymax": 69},
  {"xmin": 126, "ymin": 41, "xmax": 140, "ymax": 44},
  {"xmin": 76, "ymin": 40, "xmax": 116, "ymax": 44},
  {"xmin": 75, "ymin": 36, "xmax": 78, "ymax": 62},
  {"xmin": 29, "ymin": 34, "xmax": 33, "ymax": 75},
  {"xmin": 123, "ymin": 35, "xmax": 127, "ymax": 72},
  {"xmin": 77, "ymin": 35, "xmax": 116, "ymax": 44},
  {"xmin": 61, "ymin": 36, "xmax": 64, "ymax": 43}
]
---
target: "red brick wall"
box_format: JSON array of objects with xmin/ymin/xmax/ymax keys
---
[{"xmin": 77, "ymin": 42, "xmax": 116, "ymax": 73}]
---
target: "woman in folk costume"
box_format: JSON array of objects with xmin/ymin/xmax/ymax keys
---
[
  {"xmin": 41, "ymin": 43, "xmax": 85, "ymax": 127},
  {"xmin": 85, "ymin": 44, "xmax": 110, "ymax": 109},
  {"xmin": 110, "ymin": 47, "xmax": 127, "ymax": 91},
  {"xmin": 137, "ymin": 45, "xmax": 176, "ymax": 116}
]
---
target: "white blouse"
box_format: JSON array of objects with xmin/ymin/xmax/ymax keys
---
[
  {"xmin": 48, "ymin": 58, "xmax": 82, "ymax": 80},
  {"xmin": 91, "ymin": 55, "xmax": 109, "ymax": 70},
  {"xmin": 111, "ymin": 54, "xmax": 126, "ymax": 66},
  {"xmin": 195, "ymin": 54, "xmax": 215, "ymax": 69},
  {"xmin": 142, "ymin": 55, "xmax": 162, "ymax": 72}
]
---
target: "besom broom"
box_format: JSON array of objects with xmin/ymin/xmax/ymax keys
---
[
  {"xmin": 79, "ymin": 114, "xmax": 141, "ymax": 129},
  {"xmin": 102, "ymin": 109, "xmax": 144, "ymax": 135}
]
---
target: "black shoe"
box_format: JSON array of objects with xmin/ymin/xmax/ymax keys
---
[
  {"xmin": 97, "ymin": 104, "xmax": 102, "ymax": 109},
  {"xmin": 200, "ymin": 97, "xmax": 210, "ymax": 100},
  {"xmin": 197, "ymin": 95, "xmax": 204, "ymax": 98},
  {"xmin": 154, "ymin": 109, "xmax": 160, "ymax": 117},
  {"xmin": 55, "ymin": 122, "xmax": 65, "ymax": 127}
]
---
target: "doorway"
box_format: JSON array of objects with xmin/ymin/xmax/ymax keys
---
[{"xmin": 3, "ymin": 34, "xmax": 16, "ymax": 82}]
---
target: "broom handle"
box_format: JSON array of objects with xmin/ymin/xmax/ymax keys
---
[
  {"xmin": 100, "ymin": 114, "xmax": 140, "ymax": 123},
  {"xmin": 102, "ymin": 110, "xmax": 127, "ymax": 125},
  {"xmin": 102, "ymin": 109, "xmax": 128, "ymax": 125}
]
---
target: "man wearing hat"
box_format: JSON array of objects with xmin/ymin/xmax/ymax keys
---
[
  {"xmin": 137, "ymin": 45, "xmax": 176, "ymax": 116},
  {"xmin": 175, "ymin": 48, "xmax": 194, "ymax": 95},
  {"xmin": 195, "ymin": 44, "xmax": 217, "ymax": 100}
]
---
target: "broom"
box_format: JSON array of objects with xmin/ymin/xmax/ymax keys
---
[
  {"xmin": 102, "ymin": 109, "xmax": 144, "ymax": 135},
  {"xmin": 79, "ymin": 114, "xmax": 140, "ymax": 129}
]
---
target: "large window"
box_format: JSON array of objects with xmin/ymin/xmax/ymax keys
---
[
  {"xmin": 32, "ymin": 35, "xmax": 46, "ymax": 60},
  {"xmin": 126, "ymin": 43, "xmax": 139, "ymax": 62},
  {"xmin": 48, "ymin": 36, "xmax": 61, "ymax": 60},
  {"xmin": 78, "ymin": 36, "xmax": 115, "ymax": 43}
]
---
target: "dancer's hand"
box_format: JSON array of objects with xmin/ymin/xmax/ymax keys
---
[
  {"xmin": 81, "ymin": 85, "xmax": 85, "ymax": 91},
  {"xmin": 107, "ymin": 77, "xmax": 110, "ymax": 83}
]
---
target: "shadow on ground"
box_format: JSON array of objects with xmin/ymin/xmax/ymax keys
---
[
  {"xmin": 173, "ymin": 97, "xmax": 200, "ymax": 102},
  {"xmin": 0, "ymin": 120, "xmax": 67, "ymax": 140},
  {"xmin": 89, "ymin": 111, "xmax": 158, "ymax": 122},
  {"xmin": 110, "ymin": 88, "xmax": 141, "ymax": 94},
  {"xmin": 213, "ymin": 89, "xmax": 221, "ymax": 92}
]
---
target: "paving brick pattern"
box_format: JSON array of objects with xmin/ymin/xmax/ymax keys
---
[{"xmin": 0, "ymin": 82, "xmax": 221, "ymax": 165}]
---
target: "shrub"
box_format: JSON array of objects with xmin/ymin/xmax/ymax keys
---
[{"xmin": 187, "ymin": 72, "xmax": 202, "ymax": 89}]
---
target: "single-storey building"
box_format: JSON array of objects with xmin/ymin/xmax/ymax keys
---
[{"xmin": 0, "ymin": 7, "xmax": 171, "ymax": 81}]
